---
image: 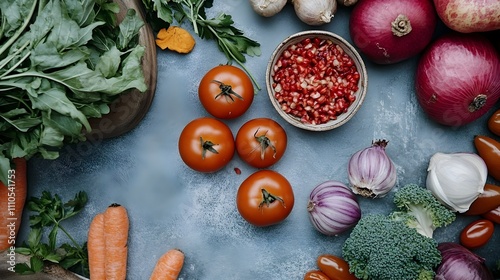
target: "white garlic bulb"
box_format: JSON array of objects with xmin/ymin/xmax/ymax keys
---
[
  {"xmin": 249, "ymin": 0, "xmax": 288, "ymax": 17},
  {"xmin": 426, "ymin": 152, "xmax": 487, "ymax": 213},
  {"xmin": 292, "ymin": 0, "xmax": 337, "ymax": 26}
]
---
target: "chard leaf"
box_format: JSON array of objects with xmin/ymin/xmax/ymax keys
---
[
  {"xmin": 31, "ymin": 43, "xmax": 89, "ymax": 71},
  {"xmin": 117, "ymin": 9, "xmax": 144, "ymax": 50},
  {"xmin": 95, "ymin": 45, "xmax": 121, "ymax": 78},
  {"xmin": 39, "ymin": 126, "xmax": 64, "ymax": 147},
  {"xmin": 0, "ymin": 113, "xmax": 41, "ymax": 132},
  {"xmin": 0, "ymin": 157, "xmax": 10, "ymax": 186},
  {"xmin": 64, "ymin": 0, "xmax": 96, "ymax": 26},
  {"xmin": 42, "ymin": 111, "xmax": 84, "ymax": 139},
  {"xmin": 28, "ymin": 85, "xmax": 90, "ymax": 132}
]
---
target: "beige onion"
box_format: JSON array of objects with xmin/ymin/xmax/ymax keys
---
[
  {"xmin": 292, "ymin": 0, "xmax": 337, "ymax": 25},
  {"xmin": 249, "ymin": 0, "xmax": 288, "ymax": 17}
]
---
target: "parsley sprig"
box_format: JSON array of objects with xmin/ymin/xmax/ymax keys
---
[
  {"xmin": 141, "ymin": 0, "xmax": 262, "ymax": 90},
  {"xmin": 15, "ymin": 191, "xmax": 89, "ymax": 277}
]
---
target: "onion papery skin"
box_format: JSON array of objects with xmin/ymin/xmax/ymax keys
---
[
  {"xmin": 349, "ymin": 0, "xmax": 437, "ymax": 64},
  {"xmin": 436, "ymin": 242, "xmax": 494, "ymax": 280},
  {"xmin": 433, "ymin": 0, "xmax": 500, "ymax": 33},
  {"xmin": 348, "ymin": 140, "xmax": 397, "ymax": 198},
  {"xmin": 307, "ymin": 181, "xmax": 361, "ymax": 236},
  {"xmin": 415, "ymin": 33, "xmax": 500, "ymax": 127}
]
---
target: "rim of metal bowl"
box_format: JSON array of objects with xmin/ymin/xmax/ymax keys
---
[{"xmin": 266, "ymin": 30, "xmax": 368, "ymax": 131}]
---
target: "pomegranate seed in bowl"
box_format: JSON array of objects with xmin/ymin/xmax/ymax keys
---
[{"xmin": 266, "ymin": 31, "xmax": 368, "ymax": 131}]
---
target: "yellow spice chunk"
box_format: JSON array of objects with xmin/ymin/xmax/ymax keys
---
[{"xmin": 155, "ymin": 26, "xmax": 196, "ymax": 54}]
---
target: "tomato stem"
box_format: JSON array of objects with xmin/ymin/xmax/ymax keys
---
[
  {"xmin": 212, "ymin": 79, "xmax": 244, "ymax": 103},
  {"xmin": 200, "ymin": 137, "xmax": 219, "ymax": 159},
  {"xmin": 259, "ymin": 188, "xmax": 286, "ymax": 210},
  {"xmin": 253, "ymin": 128, "xmax": 276, "ymax": 160}
]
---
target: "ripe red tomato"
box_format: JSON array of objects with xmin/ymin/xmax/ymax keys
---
[
  {"xmin": 178, "ymin": 117, "xmax": 235, "ymax": 172},
  {"xmin": 466, "ymin": 184, "xmax": 500, "ymax": 216},
  {"xmin": 483, "ymin": 206, "xmax": 500, "ymax": 224},
  {"xmin": 304, "ymin": 270, "xmax": 331, "ymax": 280},
  {"xmin": 235, "ymin": 118, "xmax": 287, "ymax": 168},
  {"xmin": 460, "ymin": 219, "xmax": 495, "ymax": 249},
  {"xmin": 236, "ymin": 170, "xmax": 294, "ymax": 227},
  {"xmin": 317, "ymin": 255, "xmax": 358, "ymax": 280},
  {"xmin": 199, "ymin": 65, "xmax": 254, "ymax": 119}
]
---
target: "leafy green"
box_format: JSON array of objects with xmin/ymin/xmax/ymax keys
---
[
  {"xmin": 141, "ymin": 0, "xmax": 261, "ymax": 90},
  {"xmin": 0, "ymin": 0, "xmax": 146, "ymax": 185},
  {"xmin": 15, "ymin": 191, "xmax": 89, "ymax": 277}
]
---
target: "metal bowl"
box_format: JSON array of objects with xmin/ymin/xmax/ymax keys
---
[{"xmin": 266, "ymin": 30, "xmax": 368, "ymax": 131}]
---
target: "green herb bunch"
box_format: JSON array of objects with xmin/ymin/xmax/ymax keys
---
[
  {"xmin": 0, "ymin": 0, "xmax": 146, "ymax": 185},
  {"xmin": 15, "ymin": 191, "xmax": 89, "ymax": 277},
  {"xmin": 141, "ymin": 0, "xmax": 261, "ymax": 89}
]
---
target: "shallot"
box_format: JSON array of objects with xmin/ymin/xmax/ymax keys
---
[
  {"xmin": 347, "ymin": 140, "xmax": 397, "ymax": 198},
  {"xmin": 307, "ymin": 181, "xmax": 361, "ymax": 236}
]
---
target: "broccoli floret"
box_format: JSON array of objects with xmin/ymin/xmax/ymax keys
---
[
  {"xmin": 342, "ymin": 214, "xmax": 441, "ymax": 280},
  {"xmin": 390, "ymin": 184, "xmax": 456, "ymax": 238}
]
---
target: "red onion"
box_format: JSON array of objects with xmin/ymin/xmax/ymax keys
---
[
  {"xmin": 436, "ymin": 242, "xmax": 494, "ymax": 280},
  {"xmin": 415, "ymin": 33, "xmax": 500, "ymax": 126},
  {"xmin": 433, "ymin": 0, "xmax": 500, "ymax": 33},
  {"xmin": 349, "ymin": 0, "xmax": 437, "ymax": 64},
  {"xmin": 347, "ymin": 139, "xmax": 397, "ymax": 198},
  {"xmin": 307, "ymin": 180, "xmax": 361, "ymax": 236}
]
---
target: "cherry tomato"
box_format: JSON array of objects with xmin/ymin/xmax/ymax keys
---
[
  {"xmin": 459, "ymin": 219, "xmax": 495, "ymax": 249},
  {"xmin": 466, "ymin": 184, "xmax": 500, "ymax": 216},
  {"xmin": 488, "ymin": 109, "xmax": 500, "ymax": 136},
  {"xmin": 178, "ymin": 117, "xmax": 234, "ymax": 172},
  {"xmin": 199, "ymin": 65, "xmax": 254, "ymax": 119},
  {"xmin": 483, "ymin": 206, "xmax": 500, "ymax": 224},
  {"xmin": 235, "ymin": 118, "xmax": 287, "ymax": 168},
  {"xmin": 317, "ymin": 254, "xmax": 358, "ymax": 280},
  {"xmin": 474, "ymin": 135, "xmax": 500, "ymax": 181},
  {"xmin": 304, "ymin": 270, "xmax": 331, "ymax": 280},
  {"xmin": 236, "ymin": 170, "xmax": 294, "ymax": 227}
]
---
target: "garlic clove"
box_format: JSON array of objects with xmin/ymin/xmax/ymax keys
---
[{"xmin": 426, "ymin": 152, "xmax": 487, "ymax": 213}]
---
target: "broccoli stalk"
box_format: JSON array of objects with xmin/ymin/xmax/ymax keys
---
[
  {"xmin": 342, "ymin": 214, "xmax": 441, "ymax": 280},
  {"xmin": 390, "ymin": 184, "xmax": 456, "ymax": 238}
]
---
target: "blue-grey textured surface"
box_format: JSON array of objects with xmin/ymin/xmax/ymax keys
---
[{"xmin": 20, "ymin": 1, "xmax": 500, "ymax": 279}]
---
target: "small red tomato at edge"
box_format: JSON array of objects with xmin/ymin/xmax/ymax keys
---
[
  {"xmin": 304, "ymin": 270, "xmax": 331, "ymax": 280},
  {"xmin": 317, "ymin": 254, "xmax": 358, "ymax": 280},
  {"xmin": 460, "ymin": 219, "xmax": 495, "ymax": 249}
]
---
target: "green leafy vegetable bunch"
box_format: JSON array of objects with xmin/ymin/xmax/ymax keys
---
[
  {"xmin": 141, "ymin": 0, "xmax": 261, "ymax": 89},
  {"xmin": 15, "ymin": 191, "xmax": 89, "ymax": 277},
  {"xmin": 0, "ymin": 0, "xmax": 147, "ymax": 184}
]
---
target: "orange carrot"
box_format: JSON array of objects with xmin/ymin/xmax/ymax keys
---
[
  {"xmin": 149, "ymin": 248, "xmax": 185, "ymax": 280},
  {"xmin": 104, "ymin": 203, "xmax": 129, "ymax": 280},
  {"xmin": 87, "ymin": 213, "xmax": 105, "ymax": 280},
  {"xmin": 0, "ymin": 158, "xmax": 27, "ymax": 251}
]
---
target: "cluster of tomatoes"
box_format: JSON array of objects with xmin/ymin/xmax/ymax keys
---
[{"xmin": 177, "ymin": 64, "xmax": 294, "ymax": 227}]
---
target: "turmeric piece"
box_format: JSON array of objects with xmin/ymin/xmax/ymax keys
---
[{"xmin": 155, "ymin": 26, "xmax": 196, "ymax": 54}]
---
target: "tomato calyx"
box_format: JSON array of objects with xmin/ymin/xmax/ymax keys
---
[
  {"xmin": 212, "ymin": 80, "xmax": 244, "ymax": 102},
  {"xmin": 253, "ymin": 128, "xmax": 277, "ymax": 160},
  {"xmin": 200, "ymin": 136, "xmax": 219, "ymax": 159},
  {"xmin": 259, "ymin": 188, "xmax": 286, "ymax": 210}
]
